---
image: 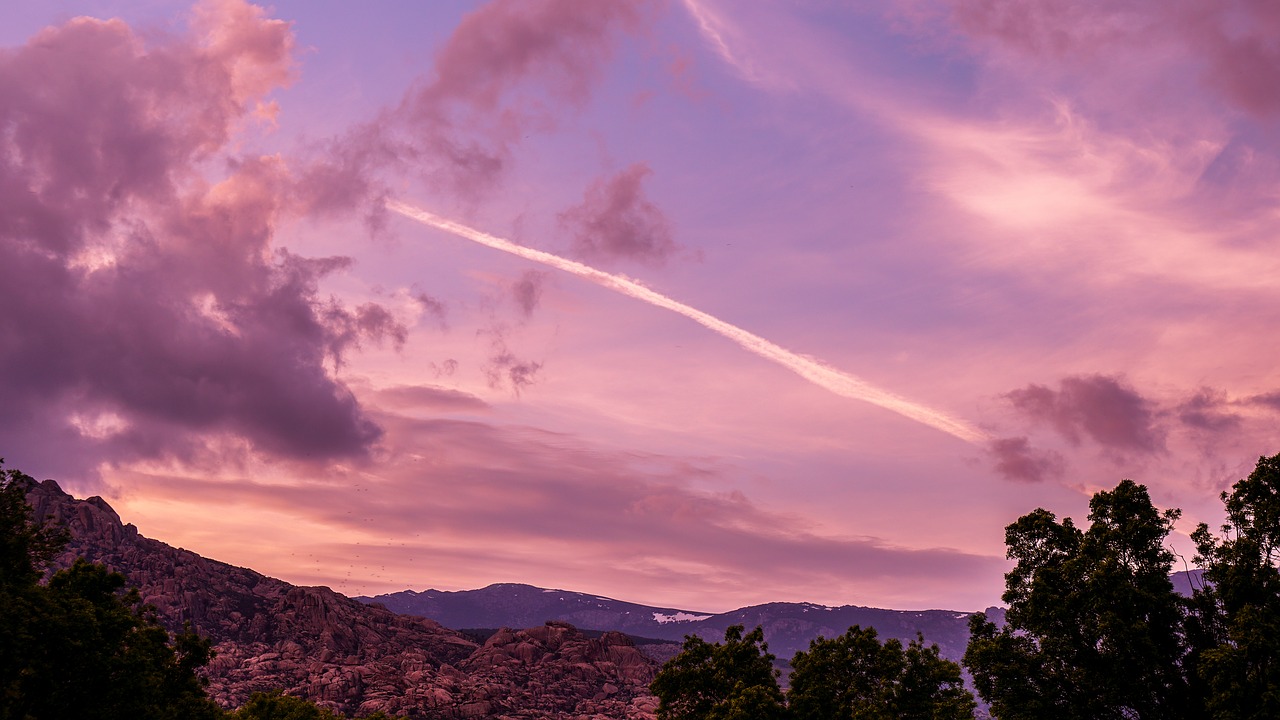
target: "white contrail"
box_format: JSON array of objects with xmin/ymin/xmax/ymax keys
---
[{"xmin": 387, "ymin": 199, "xmax": 988, "ymax": 444}]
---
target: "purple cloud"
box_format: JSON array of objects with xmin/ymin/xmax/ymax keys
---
[
  {"xmin": 987, "ymin": 436, "xmax": 1065, "ymax": 483},
  {"xmin": 0, "ymin": 3, "xmax": 394, "ymax": 479},
  {"xmin": 1176, "ymin": 387, "xmax": 1243, "ymax": 432},
  {"xmin": 295, "ymin": 0, "xmax": 656, "ymax": 214},
  {"xmin": 117, "ymin": 414, "xmax": 1006, "ymax": 607},
  {"xmin": 559, "ymin": 163, "xmax": 679, "ymax": 266},
  {"xmin": 1005, "ymin": 374, "xmax": 1164, "ymax": 452},
  {"xmin": 372, "ymin": 385, "xmax": 489, "ymax": 413},
  {"xmin": 511, "ymin": 270, "xmax": 549, "ymax": 319},
  {"xmin": 953, "ymin": 0, "xmax": 1280, "ymax": 118},
  {"xmin": 1247, "ymin": 390, "xmax": 1280, "ymax": 412},
  {"xmin": 479, "ymin": 326, "xmax": 543, "ymax": 396}
]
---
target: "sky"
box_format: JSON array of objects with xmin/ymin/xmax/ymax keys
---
[{"xmin": 2, "ymin": 0, "xmax": 1279, "ymax": 613}]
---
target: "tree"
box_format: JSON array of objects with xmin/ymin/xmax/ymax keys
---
[
  {"xmin": 233, "ymin": 691, "xmax": 343, "ymax": 719},
  {"xmin": 1191, "ymin": 453, "xmax": 1280, "ymax": 719},
  {"xmin": 789, "ymin": 625, "xmax": 975, "ymax": 720},
  {"xmin": 0, "ymin": 461, "xmax": 224, "ymax": 720},
  {"xmin": 964, "ymin": 479, "xmax": 1195, "ymax": 719},
  {"xmin": 231, "ymin": 691, "xmax": 405, "ymax": 720},
  {"xmin": 0, "ymin": 463, "xmax": 67, "ymax": 715},
  {"xmin": 650, "ymin": 624, "xmax": 787, "ymax": 720},
  {"xmin": 0, "ymin": 463, "xmax": 65, "ymax": 587}
]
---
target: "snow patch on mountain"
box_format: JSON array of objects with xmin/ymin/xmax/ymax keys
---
[{"xmin": 652, "ymin": 612, "xmax": 713, "ymax": 624}]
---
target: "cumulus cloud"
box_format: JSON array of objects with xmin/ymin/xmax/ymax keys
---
[
  {"xmin": 987, "ymin": 436, "xmax": 1065, "ymax": 483},
  {"xmin": 1005, "ymin": 374, "xmax": 1164, "ymax": 453},
  {"xmin": 559, "ymin": 163, "xmax": 679, "ymax": 266},
  {"xmin": 0, "ymin": 1, "xmax": 397, "ymax": 479}
]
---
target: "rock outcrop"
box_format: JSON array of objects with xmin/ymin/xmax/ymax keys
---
[{"xmin": 20, "ymin": 477, "xmax": 659, "ymax": 718}]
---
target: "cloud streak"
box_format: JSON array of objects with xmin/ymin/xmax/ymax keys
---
[{"xmin": 387, "ymin": 200, "xmax": 987, "ymax": 443}]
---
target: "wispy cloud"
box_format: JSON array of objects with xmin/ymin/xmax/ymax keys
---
[
  {"xmin": 388, "ymin": 200, "xmax": 987, "ymax": 443},
  {"xmin": 109, "ymin": 413, "xmax": 1004, "ymax": 609}
]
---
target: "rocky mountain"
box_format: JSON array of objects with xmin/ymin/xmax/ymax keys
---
[
  {"xmin": 360, "ymin": 584, "xmax": 989, "ymax": 665},
  {"xmin": 21, "ymin": 477, "xmax": 661, "ymax": 719}
]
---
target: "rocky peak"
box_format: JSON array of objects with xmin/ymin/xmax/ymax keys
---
[{"xmin": 20, "ymin": 478, "xmax": 661, "ymax": 718}]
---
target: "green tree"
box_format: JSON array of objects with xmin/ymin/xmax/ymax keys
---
[
  {"xmin": 0, "ymin": 461, "xmax": 224, "ymax": 720},
  {"xmin": 231, "ymin": 691, "xmax": 405, "ymax": 719},
  {"xmin": 650, "ymin": 624, "xmax": 787, "ymax": 720},
  {"xmin": 964, "ymin": 479, "xmax": 1195, "ymax": 719},
  {"xmin": 0, "ymin": 463, "xmax": 67, "ymax": 715},
  {"xmin": 1190, "ymin": 453, "xmax": 1280, "ymax": 719},
  {"xmin": 789, "ymin": 625, "xmax": 975, "ymax": 720},
  {"xmin": 233, "ymin": 691, "xmax": 343, "ymax": 719}
]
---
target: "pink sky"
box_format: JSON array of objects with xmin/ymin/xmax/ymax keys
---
[{"xmin": 3, "ymin": 0, "xmax": 1278, "ymax": 612}]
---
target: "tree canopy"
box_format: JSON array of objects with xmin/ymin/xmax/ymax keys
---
[
  {"xmin": 0, "ymin": 462, "xmax": 223, "ymax": 720},
  {"xmin": 964, "ymin": 479, "xmax": 1192, "ymax": 719},
  {"xmin": 963, "ymin": 455, "xmax": 1280, "ymax": 719},
  {"xmin": 1191, "ymin": 454, "xmax": 1280, "ymax": 719},
  {"xmin": 789, "ymin": 625, "xmax": 975, "ymax": 720},
  {"xmin": 652, "ymin": 623, "xmax": 974, "ymax": 720},
  {"xmin": 651, "ymin": 624, "xmax": 788, "ymax": 720}
]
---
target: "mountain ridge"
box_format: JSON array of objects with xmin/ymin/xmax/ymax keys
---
[
  {"xmin": 20, "ymin": 477, "xmax": 663, "ymax": 718},
  {"xmin": 358, "ymin": 583, "xmax": 990, "ymax": 665}
]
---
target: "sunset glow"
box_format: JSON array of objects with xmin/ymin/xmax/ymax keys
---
[{"xmin": 2, "ymin": 0, "xmax": 1277, "ymax": 613}]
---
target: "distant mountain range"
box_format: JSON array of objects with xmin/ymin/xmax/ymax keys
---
[
  {"xmin": 357, "ymin": 572, "xmax": 1207, "ymax": 667},
  {"xmin": 358, "ymin": 584, "xmax": 994, "ymax": 665}
]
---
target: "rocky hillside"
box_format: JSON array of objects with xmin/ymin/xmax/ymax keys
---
[
  {"xmin": 361, "ymin": 584, "xmax": 990, "ymax": 664},
  {"xmin": 20, "ymin": 477, "xmax": 660, "ymax": 719}
]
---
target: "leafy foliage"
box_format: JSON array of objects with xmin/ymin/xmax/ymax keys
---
[
  {"xmin": 0, "ymin": 464, "xmax": 65, "ymax": 587},
  {"xmin": 651, "ymin": 624, "xmax": 787, "ymax": 720},
  {"xmin": 0, "ymin": 461, "xmax": 224, "ymax": 720},
  {"xmin": 1191, "ymin": 453, "xmax": 1280, "ymax": 719},
  {"xmin": 963, "ymin": 479, "xmax": 1194, "ymax": 719},
  {"xmin": 789, "ymin": 625, "xmax": 974, "ymax": 720},
  {"xmin": 232, "ymin": 691, "xmax": 344, "ymax": 720},
  {"xmin": 231, "ymin": 691, "xmax": 404, "ymax": 720},
  {"xmin": 653, "ymin": 623, "xmax": 974, "ymax": 719}
]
